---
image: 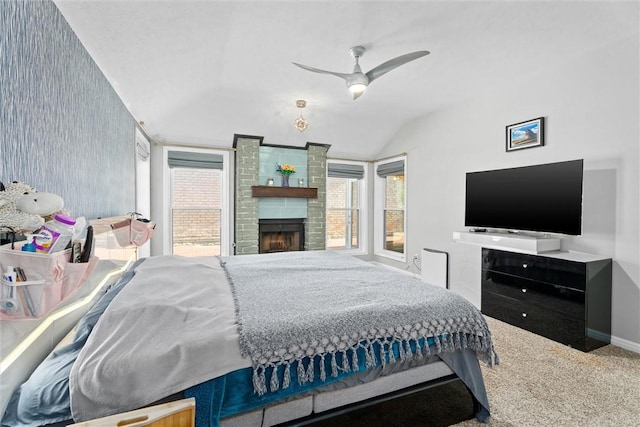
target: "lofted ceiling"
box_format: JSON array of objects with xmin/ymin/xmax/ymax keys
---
[{"xmin": 53, "ymin": 1, "xmax": 638, "ymax": 159}]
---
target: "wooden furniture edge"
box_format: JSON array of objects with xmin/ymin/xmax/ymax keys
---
[{"xmin": 68, "ymin": 397, "xmax": 195, "ymax": 426}]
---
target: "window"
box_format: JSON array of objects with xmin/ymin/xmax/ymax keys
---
[
  {"xmin": 374, "ymin": 156, "xmax": 406, "ymax": 260},
  {"xmin": 165, "ymin": 148, "xmax": 230, "ymax": 256},
  {"xmin": 326, "ymin": 161, "xmax": 367, "ymax": 252}
]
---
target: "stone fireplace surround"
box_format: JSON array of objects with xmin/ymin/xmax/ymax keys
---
[{"xmin": 233, "ymin": 135, "xmax": 330, "ymax": 255}]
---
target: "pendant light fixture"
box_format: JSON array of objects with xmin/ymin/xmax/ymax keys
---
[{"xmin": 294, "ymin": 99, "xmax": 309, "ymax": 132}]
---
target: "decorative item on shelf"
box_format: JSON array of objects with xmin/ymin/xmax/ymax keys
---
[
  {"xmin": 293, "ymin": 99, "xmax": 309, "ymax": 132},
  {"xmin": 298, "ymin": 178, "xmax": 305, "ymax": 187},
  {"xmin": 276, "ymin": 163, "xmax": 295, "ymax": 187},
  {"xmin": 267, "ymin": 178, "xmax": 274, "ymax": 186}
]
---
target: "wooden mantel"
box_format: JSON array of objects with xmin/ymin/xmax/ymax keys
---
[{"xmin": 251, "ymin": 185, "xmax": 318, "ymax": 199}]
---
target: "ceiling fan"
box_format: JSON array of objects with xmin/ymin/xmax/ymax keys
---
[{"xmin": 293, "ymin": 46, "xmax": 430, "ymax": 99}]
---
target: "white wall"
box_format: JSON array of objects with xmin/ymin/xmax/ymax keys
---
[
  {"xmin": 376, "ymin": 34, "xmax": 639, "ymax": 350},
  {"xmin": 149, "ymin": 142, "xmax": 164, "ymax": 257},
  {"xmin": 135, "ymin": 128, "xmax": 151, "ymax": 258}
]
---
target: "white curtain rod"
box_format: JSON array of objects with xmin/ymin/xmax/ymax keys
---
[{"xmin": 153, "ymin": 140, "xmax": 236, "ymax": 152}]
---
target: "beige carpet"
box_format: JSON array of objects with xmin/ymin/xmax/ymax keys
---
[
  {"xmin": 307, "ymin": 316, "xmax": 639, "ymax": 427},
  {"xmin": 453, "ymin": 317, "xmax": 640, "ymax": 427}
]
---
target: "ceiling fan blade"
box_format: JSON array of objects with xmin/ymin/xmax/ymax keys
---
[
  {"xmin": 292, "ymin": 62, "xmax": 351, "ymax": 81},
  {"xmin": 365, "ymin": 50, "xmax": 430, "ymax": 83}
]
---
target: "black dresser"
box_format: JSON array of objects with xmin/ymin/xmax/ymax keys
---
[{"xmin": 481, "ymin": 248, "xmax": 612, "ymax": 351}]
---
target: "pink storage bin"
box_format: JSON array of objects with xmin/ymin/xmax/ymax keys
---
[
  {"xmin": 0, "ymin": 274, "xmax": 46, "ymax": 318},
  {"xmin": 0, "ymin": 242, "xmax": 97, "ymax": 320}
]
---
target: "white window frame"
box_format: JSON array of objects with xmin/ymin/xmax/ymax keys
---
[
  {"xmin": 162, "ymin": 146, "xmax": 231, "ymax": 256},
  {"xmin": 325, "ymin": 159, "xmax": 368, "ymax": 255},
  {"xmin": 374, "ymin": 155, "xmax": 407, "ymax": 262}
]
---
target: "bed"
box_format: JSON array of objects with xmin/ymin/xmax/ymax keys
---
[{"xmin": 1, "ymin": 250, "xmax": 497, "ymax": 427}]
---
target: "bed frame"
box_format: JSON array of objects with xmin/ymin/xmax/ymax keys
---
[
  {"xmin": 277, "ymin": 375, "xmax": 474, "ymax": 427},
  {"xmin": 69, "ymin": 373, "xmax": 476, "ymax": 427},
  {"xmin": 218, "ymin": 361, "xmax": 477, "ymax": 427}
]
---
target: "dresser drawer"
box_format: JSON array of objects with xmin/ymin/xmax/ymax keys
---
[
  {"xmin": 480, "ymin": 248, "xmax": 612, "ymax": 352},
  {"xmin": 482, "ymin": 249, "xmax": 586, "ymax": 291},
  {"xmin": 482, "ymin": 272, "xmax": 585, "ymax": 319},
  {"xmin": 481, "ymin": 292, "xmax": 586, "ymax": 349}
]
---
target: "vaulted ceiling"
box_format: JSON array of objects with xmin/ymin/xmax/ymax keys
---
[{"xmin": 53, "ymin": 1, "xmax": 638, "ymax": 159}]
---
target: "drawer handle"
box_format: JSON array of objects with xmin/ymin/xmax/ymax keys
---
[
  {"xmin": 521, "ymin": 313, "xmax": 527, "ymax": 318},
  {"xmin": 522, "ymin": 263, "xmax": 528, "ymax": 268},
  {"xmin": 521, "ymin": 288, "xmax": 527, "ymax": 293}
]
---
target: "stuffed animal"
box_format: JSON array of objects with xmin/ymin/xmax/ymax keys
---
[
  {"xmin": 15, "ymin": 192, "xmax": 64, "ymax": 218},
  {"xmin": 0, "ymin": 181, "xmax": 65, "ymax": 233}
]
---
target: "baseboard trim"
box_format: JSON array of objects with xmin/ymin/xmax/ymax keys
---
[
  {"xmin": 587, "ymin": 328, "xmax": 611, "ymax": 343},
  {"xmin": 369, "ymin": 261, "xmax": 416, "ymax": 277},
  {"xmin": 610, "ymin": 335, "xmax": 640, "ymax": 354}
]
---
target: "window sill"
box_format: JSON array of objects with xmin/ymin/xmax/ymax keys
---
[
  {"xmin": 329, "ymin": 248, "xmax": 368, "ymax": 256},
  {"xmin": 374, "ymin": 249, "xmax": 407, "ymax": 263}
]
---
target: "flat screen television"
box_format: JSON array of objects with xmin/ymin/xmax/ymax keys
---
[{"xmin": 465, "ymin": 159, "xmax": 584, "ymax": 235}]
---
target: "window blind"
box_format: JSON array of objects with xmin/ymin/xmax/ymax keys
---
[
  {"xmin": 376, "ymin": 159, "xmax": 404, "ymax": 177},
  {"xmin": 327, "ymin": 163, "xmax": 365, "ymax": 179},
  {"xmin": 168, "ymin": 151, "xmax": 223, "ymax": 169}
]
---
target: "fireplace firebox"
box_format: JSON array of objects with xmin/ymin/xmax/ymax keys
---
[{"xmin": 259, "ymin": 218, "xmax": 305, "ymax": 253}]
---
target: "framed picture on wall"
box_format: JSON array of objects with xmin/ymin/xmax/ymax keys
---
[{"xmin": 506, "ymin": 117, "xmax": 544, "ymax": 152}]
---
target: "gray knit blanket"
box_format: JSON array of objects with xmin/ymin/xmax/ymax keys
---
[{"xmin": 219, "ymin": 251, "xmax": 497, "ymax": 395}]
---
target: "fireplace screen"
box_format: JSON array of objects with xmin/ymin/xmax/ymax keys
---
[{"xmin": 259, "ymin": 219, "xmax": 305, "ymax": 253}]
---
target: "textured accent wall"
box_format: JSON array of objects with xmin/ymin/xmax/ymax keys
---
[{"xmin": 1, "ymin": 0, "xmax": 136, "ymax": 220}]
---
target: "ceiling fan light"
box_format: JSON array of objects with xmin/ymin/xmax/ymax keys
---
[{"xmin": 348, "ymin": 83, "xmax": 367, "ymax": 95}]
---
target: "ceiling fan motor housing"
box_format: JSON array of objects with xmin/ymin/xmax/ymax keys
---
[
  {"xmin": 349, "ymin": 46, "xmax": 366, "ymax": 59},
  {"xmin": 346, "ymin": 73, "xmax": 369, "ymax": 88}
]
